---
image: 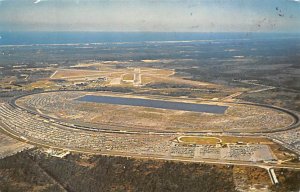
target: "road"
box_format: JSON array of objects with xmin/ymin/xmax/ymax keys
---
[{"xmin": 9, "ymin": 90, "xmax": 300, "ymax": 134}]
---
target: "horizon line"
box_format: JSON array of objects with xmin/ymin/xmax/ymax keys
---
[{"xmin": 1, "ymin": 31, "xmax": 300, "ymax": 34}]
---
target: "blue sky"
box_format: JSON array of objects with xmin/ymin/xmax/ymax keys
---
[{"xmin": 0, "ymin": 0, "xmax": 300, "ymax": 32}]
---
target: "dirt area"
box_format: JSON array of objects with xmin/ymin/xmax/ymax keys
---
[{"xmin": 0, "ymin": 132, "xmax": 33, "ymax": 159}]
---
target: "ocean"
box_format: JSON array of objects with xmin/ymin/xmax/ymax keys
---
[{"xmin": 0, "ymin": 32, "xmax": 299, "ymax": 45}]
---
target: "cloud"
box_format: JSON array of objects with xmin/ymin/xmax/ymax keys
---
[{"xmin": 289, "ymin": 0, "xmax": 300, "ymax": 2}]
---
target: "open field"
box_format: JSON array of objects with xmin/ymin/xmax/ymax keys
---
[
  {"xmin": 178, "ymin": 136, "xmax": 221, "ymax": 145},
  {"xmin": 25, "ymin": 80, "xmax": 59, "ymax": 90},
  {"xmin": 0, "ymin": 132, "xmax": 33, "ymax": 159},
  {"xmin": 219, "ymin": 136, "xmax": 271, "ymax": 144},
  {"xmin": 51, "ymin": 69, "xmax": 106, "ymax": 79},
  {"xmin": 48, "ymin": 67, "xmax": 218, "ymax": 89},
  {"xmin": 122, "ymin": 73, "xmax": 134, "ymax": 81}
]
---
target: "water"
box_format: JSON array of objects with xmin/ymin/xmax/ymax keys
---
[
  {"xmin": 1, "ymin": 32, "xmax": 299, "ymax": 45},
  {"xmin": 77, "ymin": 95, "xmax": 228, "ymax": 114}
]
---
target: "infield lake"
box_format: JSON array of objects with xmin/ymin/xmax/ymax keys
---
[{"xmin": 77, "ymin": 95, "xmax": 228, "ymax": 114}]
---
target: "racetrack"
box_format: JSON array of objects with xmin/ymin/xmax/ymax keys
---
[
  {"xmin": 0, "ymin": 91, "xmax": 299, "ymax": 167},
  {"xmin": 13, "ymin": 90, "xmax": 299, "ymax": 134}
]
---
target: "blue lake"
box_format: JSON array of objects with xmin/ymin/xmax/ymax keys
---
[{"xmin": 77, "ymin": 95, "xmax": 228, "ymax": 114}]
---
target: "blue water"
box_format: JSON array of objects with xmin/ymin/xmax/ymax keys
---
[
  {"xmin": 77, "ymin": 95, "xmax": 228, "ymax": 114},
  {"xmin": 0, "ymin": 32, "xmax": 299, "ymax": 45}
]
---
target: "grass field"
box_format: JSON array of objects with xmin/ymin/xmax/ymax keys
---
[
  {"xmin": 26, "ymin": 80, "xmax": 59, "ymax": 90},
  {"xmin": 219, "ymin": 136, "xmax": 272, "ymax": 144},
  {"xmin": 51, "ymin": 69, "xmax": 105, "ymax": 79},
  {"xmin": 122, "ymin": 74, "xmax": 134, "ymax": 81},
  {"xmin": 178, "ymin": 136, "xmax": 221, "ymax": 145}
]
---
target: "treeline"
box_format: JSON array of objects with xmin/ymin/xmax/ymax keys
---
[{"xmin": 0, "ymin": 151, "xmax": 236, "ymax": 192}]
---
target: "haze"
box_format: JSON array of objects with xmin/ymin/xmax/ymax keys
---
[{"xmin": 0, "ymin": 0, "xmax": 300, "ymax": 32}]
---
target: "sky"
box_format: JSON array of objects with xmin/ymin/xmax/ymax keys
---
[{"xmin": 0, "ymin": 0, "xmax": 300, "ymax": 32}]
